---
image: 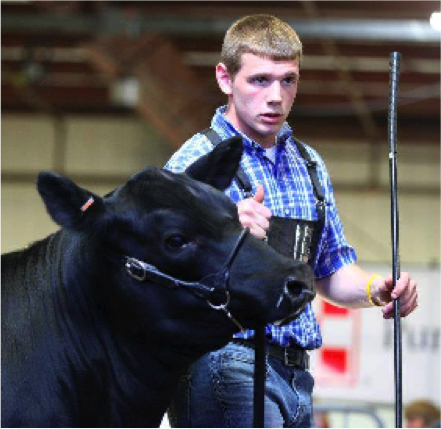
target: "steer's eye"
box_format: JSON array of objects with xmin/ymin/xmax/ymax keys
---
[{"xmin": 165, "ymin": 234, "xmax": 189, "ymax": 249}]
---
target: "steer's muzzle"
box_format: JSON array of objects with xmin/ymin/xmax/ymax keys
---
[{"xmin": 274, "ymin": 268, "xmax": 316, "ymax": 326}]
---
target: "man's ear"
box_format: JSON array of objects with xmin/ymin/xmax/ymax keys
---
[
  {"xmin": 37, "ymin": 171, "xmax": 105, "ymax": 231},
  {"xmin": 185, "ymin": 136, "xmax": 243, "ymax": 191},
  {"xmin": 216, "ymin": 63, "xmax": 233, "ymax": 95}
]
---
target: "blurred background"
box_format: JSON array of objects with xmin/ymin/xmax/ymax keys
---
[{"xmin": 2, "ymin": 1, "xmax": 440, "ymax": 427}]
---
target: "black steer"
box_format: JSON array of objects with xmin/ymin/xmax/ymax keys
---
[{"xmin": 1, "ymin": 137, "xmax": 315, "ymax": 428}]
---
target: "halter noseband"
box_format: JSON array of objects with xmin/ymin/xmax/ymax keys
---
[{"xmin": 124, "ymin": 228, "xmax": 249, "ymax": 333}]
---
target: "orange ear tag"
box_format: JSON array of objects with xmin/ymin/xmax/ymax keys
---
[{"xmin": 80, "ymin": 197, "xmax": 94, "ymax": 212}]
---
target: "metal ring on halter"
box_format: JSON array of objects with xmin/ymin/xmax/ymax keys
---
[
  {"xmin": 125, "ymin": 258, "xmax": 147, "ymax": 282},
  {"xmin": 207, "ymin": 291, "xmax": 246, "ymax": 333},
  {"xmin": 119, "ymin": 229, "xmax": 249, "ymax": 333},
  {"xmin": 207, "ymin": 291, "xmax": 230, "ymax": 310}
]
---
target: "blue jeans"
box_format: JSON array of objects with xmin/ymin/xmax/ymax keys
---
[{"xmin": 168, "ymin": 341, "xmax": 315, "ymax": 428}]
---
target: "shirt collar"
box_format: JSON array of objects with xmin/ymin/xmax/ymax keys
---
[{"xmin": 212, "ymin": 106, "xmax": 293, "ymax": 152}]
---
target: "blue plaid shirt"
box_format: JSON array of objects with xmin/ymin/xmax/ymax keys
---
[{"xmin": 165, "ymin": 106, "xmax": 356, "ymax": 349}]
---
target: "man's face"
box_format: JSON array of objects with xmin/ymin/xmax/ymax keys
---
[{"xmin": 217, "ymin": 52, "xmax": 300, "ymax": 148}]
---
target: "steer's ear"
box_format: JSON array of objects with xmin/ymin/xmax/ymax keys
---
[
  {"xmin": 185, "ymin": 136, "xmax": 243, "ymax": 191},
  {"xmin": 37, "ymin": 171, "xmax": 105, "ymax": 231}
]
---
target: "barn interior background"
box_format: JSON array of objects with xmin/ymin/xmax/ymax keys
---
[{"xmin": 1, "ymin": 1, "xmax": 440, "ymax": 427}]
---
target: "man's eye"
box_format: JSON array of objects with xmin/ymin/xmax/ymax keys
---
[
  {"xmin": 251, "ymin": 76, "xmax": 268, "ymax": 85},
  {"xmin": 165, "ymin": 234, "xmax": 189, "ymax": 249},
  {"xmin": 282, "ymin": 76, "xmax": 296, "ymax": 86}
]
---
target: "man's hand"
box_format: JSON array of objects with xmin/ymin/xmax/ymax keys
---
[
  {"xmin": 375, "ymin": 272, "xmax": 418, "ymax": 318},
  {"xmin": 237, "ymin": 184, "xmax": 272, "ymax": 240}
]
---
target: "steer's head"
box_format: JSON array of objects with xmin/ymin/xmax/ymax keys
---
[{"xmin": 37, "ymin": 137, "xmax": 315, "ymax": 359}]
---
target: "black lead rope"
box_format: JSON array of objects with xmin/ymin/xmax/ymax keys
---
[
  {"xmin": 203, "ymin": 128, "xmax": 267, "ymax": 426},
  {"xmin": 253, "ymin": 325, "xmax": 267, "ymax": 428},
  {"xmin": 203, "ymin": 127, "xmax": 326, "ymax": 428}
]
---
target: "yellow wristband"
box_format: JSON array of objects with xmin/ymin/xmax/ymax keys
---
[{"xmin": 366, "ymin": 274, "xmax": 382, "ymax": 307}]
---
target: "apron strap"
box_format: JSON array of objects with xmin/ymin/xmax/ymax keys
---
[
  {"xmin": 293, "ymin": 139, "xmax": 326, "ymax": 263},
  {"xmin": 293, "ymin": 140, "xmax": 325, "ymax": 202},
  {"xmin": 202, "ymin": 128, "xmax": 326, "ymax": 265}
]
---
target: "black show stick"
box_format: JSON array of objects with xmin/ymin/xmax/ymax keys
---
[{"xmin": 388, "ymin": 51, "xmax": 403, "ymax": 429}]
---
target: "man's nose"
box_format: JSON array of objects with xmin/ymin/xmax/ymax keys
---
[{"xmin": 268, "ymin": 82, "xmax": 282, "ymax": 103}]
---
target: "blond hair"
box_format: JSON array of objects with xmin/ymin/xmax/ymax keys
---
[
  {"xmin": 405, "ymin": 400, "xmax": 441, "ymax": 427},
  {"xmin": 220, "ymin": 14, "xmax": 302, "ymax": 76}
]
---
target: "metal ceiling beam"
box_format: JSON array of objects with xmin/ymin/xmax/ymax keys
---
[
  {"xmin": 183, "ymin": 52, "xmax": 440, "ymax": 74},
  {"xmin": 300, "ymin": 0, "xmax": 383, "ymax": 190},
  {"xmin": 2, "ymin": 12, "xmax": 440, "ymax": 43},
  {"xmin": 3, "ymin": 171, "xmax": 439, "ymax": 196},
  {"xmin": 84, "ymin": 33, "xmax": 211, "ymax": 149}
]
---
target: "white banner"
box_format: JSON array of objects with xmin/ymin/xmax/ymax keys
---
[{"xmin": 312, "ymin": 265, "xmax": 440, "ymax": 406}]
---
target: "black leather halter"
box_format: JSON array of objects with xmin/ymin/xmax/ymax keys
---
[{"xmin": 124, "ymin": 228, "xmax": 250, "ymax": 333}]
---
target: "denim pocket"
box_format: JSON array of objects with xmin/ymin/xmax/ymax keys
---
[
  {"xmin": 289, "ymin": 369, "xmax": 314, "ymax": 427},
  {"xmin": 218, "ymin": 344, "xmax": 271, "ymax": 385}
]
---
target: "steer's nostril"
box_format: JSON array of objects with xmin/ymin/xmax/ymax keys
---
[{"xmin": 284, "ymin": 277, "xmax": 302, "ymax": 298}]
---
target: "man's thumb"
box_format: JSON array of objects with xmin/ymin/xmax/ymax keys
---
[{"xmin": 253, "ymin": 184, "xmax": 265, "ymax": 203}]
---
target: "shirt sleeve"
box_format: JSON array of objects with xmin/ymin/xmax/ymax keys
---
[
  {"xmin": 164, "ymin": 133, "xmax": 214, "ymax": 173},
  {"xmin": 309, "ymin": 149, "xmax": 357, "ymax": 278}
]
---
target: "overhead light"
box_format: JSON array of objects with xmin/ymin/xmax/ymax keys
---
[
  {"xmin": 429, "ymin": 12, "xmax": 441, "ymax": 32},
  {"xmin": 110, "ymin": 78, "xmax": 139, "ymax": 107}
]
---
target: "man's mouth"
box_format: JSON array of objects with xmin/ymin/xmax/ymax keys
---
[{"xmin": 261, "ymin": 113, "xmax": 283, "ymax": 124}]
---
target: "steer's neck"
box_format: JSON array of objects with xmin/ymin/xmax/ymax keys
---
[
  {"xmin": 57, "ymin": 232, "xmax": 193, "ymax": 426},
  {"xmin": 120, "ymin": 344, "xmax": 187, "ymax": 427},
  {"xmin": 106, "ymin": 335, "xmax": 190, "ymax": 427},
  {"xmin": 54, "ymin": 233, "xmax": 104, "ymax": 330}
]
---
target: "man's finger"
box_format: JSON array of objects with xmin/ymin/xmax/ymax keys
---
[
  {"xmin": 238, "ymin": 184, "xmax": 271, "ymax": 219},
  {"xmin": 253, "ymin": 184, "xmax": 265, "ymax": 204},
  {"xmin": 239, "ymin": 213, "xmax": 270, "ymax": 232},
  {"xmin": 389, "ymin": 272, "xmax": 411, "ymax": 299},
  {"xmin": 249, "ymin": 224, "xmax": 267, "ymax": 240},
  {"xmin": 238, "ymin": 199, "xmax": 271, "ymax": 219}
]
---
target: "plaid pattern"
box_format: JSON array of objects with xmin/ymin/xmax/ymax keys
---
[{"xmin": 165, "ymin": 106, "xmax": 356, "ymax": 349}]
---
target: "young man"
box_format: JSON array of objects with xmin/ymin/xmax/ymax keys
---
[{"xmin": 165, "ymin": 14, "xmax": 418, "ymax": 428}]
